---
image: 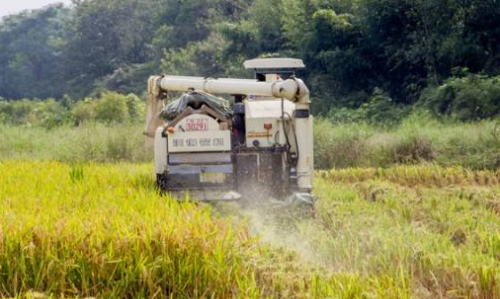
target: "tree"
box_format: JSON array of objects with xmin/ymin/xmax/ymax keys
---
[
  {"xmin": 64, "ymin": 0, "xmax": 159, "ymax": 97},
  {"xmin": 0, "ymin": 5, "xmax": 71, "ymax": 99}
]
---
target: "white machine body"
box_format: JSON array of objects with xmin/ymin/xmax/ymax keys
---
[
  {"xmin": 147, "ymin": 58, "xmax": 314, "ymax": 202},
  {"xmin": 245, "ymin": 100, "xmax": 295, "ymax": 148}
]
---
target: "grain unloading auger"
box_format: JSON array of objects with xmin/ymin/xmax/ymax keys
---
[{"xmin": 145, "ymin": 58, "xmax": 314, "ymax": 204}]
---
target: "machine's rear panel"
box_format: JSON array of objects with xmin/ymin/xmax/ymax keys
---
[
  {"xmin": 167, "ymin": 153, "xmax": 233, "ymax": 191},
  {"xmin": 234, "ymin": 151, "xmax": 286, "ymax": 199}
]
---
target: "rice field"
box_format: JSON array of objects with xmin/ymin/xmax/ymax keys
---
[{"xmin": 1, "ymin": 161, "xmax": 500, "ymax": 298}]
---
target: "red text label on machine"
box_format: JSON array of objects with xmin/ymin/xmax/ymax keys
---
[{"xmin": 186, "ymin": 119, "xmax": 209, "ymax": 131}]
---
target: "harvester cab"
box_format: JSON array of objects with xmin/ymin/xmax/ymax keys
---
[
  {"xmin": 245, "ymin": 57, "xmax": 305, "ymax": 82},
  {"xmin": 145, "ymin": 58, "xmax": 314, "ymax": 204}
]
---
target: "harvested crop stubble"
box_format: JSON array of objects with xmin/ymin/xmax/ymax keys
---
[
  {"xmin": 310, "ymin": 173, "xmax": 500, "ymax": 299},
  {"xmin": 318, "ymin": 165, "xmax": 500, "ymax": 186}
]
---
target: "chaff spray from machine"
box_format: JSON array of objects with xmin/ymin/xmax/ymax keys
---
[{"xmin": 145, "ymin": 58, "xmax": 314, "ymax": 204}]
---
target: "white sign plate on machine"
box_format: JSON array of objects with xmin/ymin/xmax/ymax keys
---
[{"xmin": 167, "ymin": 115, "xmax": 231, "ymax": 153}]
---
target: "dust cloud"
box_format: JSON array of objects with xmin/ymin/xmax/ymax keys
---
[{"xmin": 212, "ymin": 189, "xmax": 322, "ymax": 266}]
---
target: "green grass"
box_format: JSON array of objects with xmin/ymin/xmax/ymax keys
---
[
  {"xmin": 0, "ymin": 123, "xmax": 150, "ymax": 163},
  {"xmin": 315, "ymin": 116, "xmax": 500, "ymax": 169},
  {"xmin": 1, "ymin": 162, "xmax": 500, "ymax": 298},
  {"xmin": 1, "ymin": 117, "xmax": 499, "ymax": 170}
]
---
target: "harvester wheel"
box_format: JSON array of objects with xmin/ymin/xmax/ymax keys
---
[{"xmin": 156, "ymin": 174, "xmax": 168, "ymax": 194}]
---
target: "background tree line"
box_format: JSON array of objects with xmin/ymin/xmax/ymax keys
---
[{"xmin": 0, "ymin": 0, "xmax": 499, "ymax": 121}]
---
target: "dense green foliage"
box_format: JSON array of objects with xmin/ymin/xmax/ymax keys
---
[
  {"xmin": 421, "ymin": 74, "xmax": 500, "ymax": 121},
  {"xmin": 1, "ymin": 0, "xmax": 500, "ymax": 119},
  {"xmin": 0, "ymin": 5, "xmax": 70, "ymax": 99}
]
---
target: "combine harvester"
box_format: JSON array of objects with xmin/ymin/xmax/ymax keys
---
[{"xmin": 145, "ymin": 58, "xmax": 314, "ymax": 204}]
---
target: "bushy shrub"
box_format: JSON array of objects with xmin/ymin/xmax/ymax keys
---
[
  {"xmin": 125, "ymin": 93, "xmax": 146, "ymax": 120},
  {"xmin": 38, "ymin": 100, "xmax": 72, "ymax": 129},
  {"xmin": 72, "ymin": 91, "xmax": 146, "ymax": 125},
  {"xmin": 421, "ymin": 74, "xmax": 500, "ymax": 121},
  {"xmin": 0, "ymin": 99, "xmax": 71, "ymax": 128},
  {"xmin": 361, "ymin": 89, "xmax": 410, "ymax": 125},
  {"xmin": 326, "ymin": 89, "xmax": 409, "ymax": 125},
  {"xmin": 72, "ymin": 98, "xmax": 95, "ymax": 125},
  {"xmin": 326, "ymin": 107, "xmax": 367, "ymax": 124},
  {"xmin": 390, "ymin": 135, "xmax": 436, "ymax": 164},
  {"xmin": 0, "ymin": 100, "xmax": 32, "ymax": 125},
  {"xmin": 0, "ymin": 91, "xmax": 145, "ymax": 127},
  {"xmin": 93, "ymin": 91, "xmax": 130, "ymax": 123}
]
